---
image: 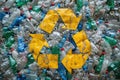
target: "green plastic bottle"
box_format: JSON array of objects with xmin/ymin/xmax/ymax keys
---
[
  {"xmin": 5, "ymin": 36, "xmax": 15, "ymax": 48},
  {"xmin": 103, "ymin": 36, "xmax": 117, "ymax": 46},
  {"xmin": 95, "ymin": 55, "xmax": 104, "ymax": 73},
  {"xmin": 108, "ymin": 61, "xmax": 120, "ymax": 79},
  {"xmin": 25, "ymin": 53, "xmax": 35, "ymax": 67},
  {"xmin": 8, "ymin": 54, "xmax": 17, "ymax": 73},
  {"xmin": 2, "ymin": 31, "xmax": 14, "ymax": 39},
  {"xmin": 32, "ymin": 6, "xmax": 41, "ymax": 13},
  {"xmin": 87, "ymin": 17, "xmax": 97, "ymax": 30},
  {"xmin": 76, "ymin": 0, "xmax": 83, "ymax": 11},
  {"xmin": 16, "ymin": 0, "xmax": 31, "ymax": 7},
  {"xmin": 106, "ymin": 0, "xmax": 114, "ymax": 9}
]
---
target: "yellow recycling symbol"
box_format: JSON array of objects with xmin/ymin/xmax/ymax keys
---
[{"xmin": 29, "ymin": 8, "xmax": 91, "ymax": 73}]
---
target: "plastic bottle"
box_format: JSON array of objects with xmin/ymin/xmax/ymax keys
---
[
  {"xmin": 86, "ymin": 17, "xmax": 97, "ymax": 30},
  {"xmin": 8, "ymin": 15, "xmax": 26, "ymax": 29},
  {"xmin": 5, "ymin": 36, "xmax": 15, "ymax": 48},
  {"xmin": 100, "ymin": 39, "xmax": 112, "ymax": 55},
  {"xmin": 22, "ymin": 5, "xmax": 32, "ymax": 18},
  {"xmin": 57, "ymin": 63, "xmax": 67, "ymax": 80},
  {"xmin": 2, "ymin": 30, "xmax": 14, "ymax": 39},
  {"xmin": 91, "ymin": 42, "xmax": 99, "ymax": 54},
  {"xmin": 8, "ymin": 53, "xmax": 17, "ymax": 73},
  {"xmin": 58, "ymin": 35, "xmax": 67, "ymax": 48},
  {"xmin": 27, "ymin": 0, "xmax": 39, "ymax": 6},
  {"xmin": 60, "ymin": 48, "xmax": 66, "ymax": 61},
  {"xmin": 76, "ymin": 0, "xmax": 83, "ymax": 12},
  {"xmin": 8, "ymin": 8, "xmax": 21, "ymax": 25},
  {"xmin": 101, "ymin": 51, "xmax": 112, "ymax": 73},
  {"xmin": 63, "ymin": 41, "xmax": 74, "ymax": 52},
  {"xmin": 3, "ymin": 68, "xmax": 15, "ymax": 79},
  {"xmin": 30, "ymin": 11, "xmax": 41, "ymax": 21},
  {"xmin": 106, "ymin": 0, "xmax": 114, "ymax": 9},
  {"xmin": 95, "ymin": 55, "xmax": 104, "ymax": 73},
  {"xmin": 17, "ymin": 36, "xmax": 26, "ymax": 52},
  {"xmin": 107, "ymin": 61, "xmax": 120, "ymax": 79},
  {"xmin": 2, "ymin": 14, "xmax": 10, "ymax": 26},
  {"xmin": 32, "ymin": 6, "xmax": 41, "ymax": 13},
  {"xmin": 10, "ymin": 48, "xmax": 18, "ymax": 61},
  {"xmin": 16, "ymin": 0, "xmax": 30, "ymax": 7},
  {"xmin": 102, "ymin": 35, "xmax": 117, "ymax": 46},
  {"xmin": 0, "ymin": 60, "xmax": 9, "ymax": 73},
  {"xmin": 25, "ymin": 53, "xmax": 35, "ymax": 68},
  {"xmin": 4, "ymin": 0, "xmax": 15, "ymax": 8},
  {"xmin": 0, "ymin": 12, "xmax": 6, "ymax": 21}
]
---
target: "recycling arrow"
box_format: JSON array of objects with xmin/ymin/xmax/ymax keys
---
[
  {"xmin": 29, "ymin": 34, "xmax": 58, "ymax": 68},
  {"xmin": 39, "ymin": 8, "xmax": 82, "ymax": 33},
  {"xmin": 29, "ymin": 8, "xmax": 91, "ymax": 70},
  {"xmin": 72, "ymin": 30, "xmax": 91, "ymax": 53},
  {"xmin": 62, "ymin": 49, "xmax": 90, "ymax": 74},
  {"xmin": 29, "ymin": 34, "xmax": 49, "ymax": 59},
  {"xmin": 37, "ymin": 54, "xmax": 58, "ymax": 69},
  {"xmin": 62, "ymin": 30, "xmax": 91, "ymax": 73}
]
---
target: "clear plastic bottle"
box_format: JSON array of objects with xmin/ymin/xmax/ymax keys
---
[
  {"xmin": 0, "ymin": 60, "xmax": 9, "ymax": 73},
  {"xmin": 4, "ymin": 0, "xmax": 15, "ymax": 8},
  {"xmin": 2, "ymin": 14, "xmax": 10, "ymax": 26},
  {"xmin": 10, "ymin": 48, "xmax": 18, "ymax": 61},
  {"xmin": 27, "ymin": 0, "xmax": 39, "ymax": 6},
  {"xmin": 91, "ymin": 42, "xmax": 99, "ymax": 54},
  {"xmin": 63, "ymin": 41, "xmax": 74, "ymax": 52},
  {"xmin": 22, "ymin": 5, "xmax": 32, "ymax": 18},
  {"xmin": 60, "ymin": 48, "xmax": 66, "ymax": 61},
  {"xmin": 3, "ymin": 68, "xmax": 15, "ymax": 79},
  {"xmin": 8, "ymin": 8, "xmax": 21, "ymax": 25},
  {"xmin": 30, "ymin": 11, "xmax": 41, "ymax": 21},
  {"xmin": 101, "ymin": 39, "xmax": 112, "ymax": 55}
]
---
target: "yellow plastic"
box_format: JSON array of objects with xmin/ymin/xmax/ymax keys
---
[
  {"xmin": 29, "ymin": 34, "xmax": 49, "ymax": 59},
  {"xmin": 72, "ymin": 30, "xmax": 91, "ymax": 53},
  {"xmin": 62, "ymin": 54, "xmax": 72, "ymax": 73},
  {"xmin": 70, "ymin": 54, "xmax": 84, "ymax": 69},
  {"xmin": 62, "ymin": 50, "xmax": 85, "ymax": 74},
  {"xmin": 29, "ymin": 8, "xmax": 91, "ymax": 70},
  {"xmin": 39, "ymin": 10, "xmax": 59, "ymax": 33},
  {"xmin": 56, "ymin": 8, "xmax": 82, "ymax": 30},
  {"xmin": 37, "ymin": 54, "xmax": 58, "ymax": 68},
  {"xmin": 62, "ymin": 30, "xmax": 91, "ymax": 74},
  {"xmin": 39, "ymin": 8, "xmax": 82, "ymax": 33}
]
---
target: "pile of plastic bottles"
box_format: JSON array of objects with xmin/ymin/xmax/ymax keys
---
[{"xmin": 0, "ymin": 0, "xmax": 120, "ymax": 80}]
